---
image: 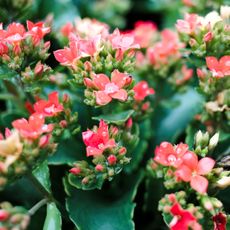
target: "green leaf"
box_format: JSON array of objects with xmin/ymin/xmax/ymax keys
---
[
  {"xmin": 0, "ymin": 65, "xmax": 16, "ymax": 80},
  {"xmin": 43, "ymin": 202, "xmax": 62, "ymax": 230},
  {"xmin": 152, "ymin": 88, "xmax": 204, "ymax": 144},
  {"xmin": 92, "ymin": 110, "xmax": 134, "ymax": 125},
  {"xmin": 33, "ymin": 161, "xmax": 51, "ymax": 193},
  {"xmin": 48, "ymin": 139, "xmax": 85, "ymax": 165},
  {"xmin": 0, "ymin": 111, "xmax": 25, "ymax": 128},
  {"xmin": 65, "ymin": 172, "xmax": 144, "ymax": 230}
]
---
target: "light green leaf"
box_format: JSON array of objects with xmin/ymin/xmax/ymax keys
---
[
  {"xmin": 93, "ymin": 110, "xmax": 134, "ymax": 125},
  {"xmin": 65, "ymin": 172, "xmax": 143, "ymax": 230},
  {"xmin": 43, "ymin": 202, "xmax": 62, "ymax": 230}
]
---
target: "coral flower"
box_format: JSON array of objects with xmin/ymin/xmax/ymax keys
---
[
  {"xmin": 84, "ymin": 69, "xmax": 132, "ymax": 105},
  {"xmin": 175, "ymin": 152, "xmax": 215, "ymax": 194},
  {"xmin": 154, "ymin": 142, "xmax": 189, "ymax": 168},
  {"xmin": 12, "ymin": 113, "xmax": 53, "ymax": 140},
  {"xmin": 133, "ymin": 81, "xmax": 155, "ymax": 101},
  {"xmin": 34, "ymin": 92, "xmax": 63, "ymax": 117},
  {"xmin": 169, "ymin": 203, "xmax": 198, "ymax": 230},
  {"xmin": 206, "ymin": 56, "xmax": 230, "ymax": 78},
  {"xmin": 82, "ymin": 120, "xmax": 116, "ymax": 157}
]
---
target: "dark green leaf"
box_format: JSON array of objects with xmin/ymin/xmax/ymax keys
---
[
  {"xmin": 92, "ymin": 110, "xmax": 134, "ymax": 125},
  {"xmin": 43, "ymin": 202, "xmax": 62, "ymax": 230},
  {"xmin": 65, "ymin": 172, "xmax": 143, "ymax": 230}
]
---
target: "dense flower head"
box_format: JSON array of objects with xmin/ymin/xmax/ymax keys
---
[
  {"xmin": 133, "ymin": 81, "xmax": 155, "ymax": 101},
  {"xmin": 175, "ymin": 151, "xmax": 215, "ymax": 193},
  {"xmin": 154, "ymin": 142, "xmax": 190, "ymax": 168},
  {"xmin": 33, "ymin": 91, "xmax": 64, "ymax": 117},
  {"xmin": 84, "ymin": 69, "xmax": 132, "ymax": 106},
  {"xmin": 206, "ymin": 56, "xmax": 230, "ymax": 78},
  {"xmin": 82, "ymin": 120, "xmax": 116, "ymax": 157},
  {"xmin": 12, "ymin": 113, "xmax": 53, "ymax": 140}
]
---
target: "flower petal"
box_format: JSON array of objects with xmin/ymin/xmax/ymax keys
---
[
  {"xmin": 182, "ymin": 151, "xmax": 198, "ymax": 170},
  {"xmin": 175, "ymin": 165, "xmax": 192, "ymax": 182},
  {"xmin": 191, "ymin": 175, "xmax": 208, "ymax": 194},
  {"xmin": 111, "ymin": 89, "xmax": 128, "ymax": 101},
  {"xmin": 86, "ymin": 146, "xmax": 103, "ymax": 157},
  {"xmin": 197, "ymin": 157, "xmax": 215, "ymax": 175},
  {"xmin": 95, "ymin": 91, "xmax": 112, "ymax": 105},
  {"xmin": 111, "ymin": 69, "xmax": 128, "ymax": 88},
  {"xmin": 93, "ymin": 74, "xmax": 110, "ymax": 90}
]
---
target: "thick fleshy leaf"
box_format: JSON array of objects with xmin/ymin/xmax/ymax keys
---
[
  {"xmin": 93, "ymin": 110, "xmax": 134, "ymax": 125},
  {"xmin": 43, "ymin": 202, "xmax": 62, "ymax": 230},
  {"xmin": 190, "ymin": 175, "xmax": 208, "ymax": 194},
  {"xmin": 65, "ymin": 172, "xmax": 143, "ymax": 230},
  {"xmin": 33, "ymin": 160, "xmax": 51, "ymax": 193},
  {"xmin": 48, "ymin": 139, "xmax": 85, "ymax": 165}
]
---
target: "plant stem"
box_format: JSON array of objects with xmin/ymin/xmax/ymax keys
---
[{"xmin": 28, "ymin": 198, "xmax": 48, "ymax": 216}]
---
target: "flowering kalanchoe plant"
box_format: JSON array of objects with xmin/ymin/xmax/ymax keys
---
[
  {"xmin": 0, "ymin": 201, "xmax": 30, "ymax": 230},
  {"xmin": 0, "ymin": 113, "xmax": 55, "ymax": 189},
  {"xmin": 68, "ymin": 120, "xmax": 130, "ymax": 190}
]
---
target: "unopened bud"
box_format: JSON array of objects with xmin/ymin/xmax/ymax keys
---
[
  {"xmin": 59, "ymin": 120, "xmax": 67, "ymax": 128},
  {"xmin": 0, "ymin": 210, "xmax": 9, "ymax": 221},
  {"xmin": 34, "ymin": 62, "xmax": 44, "ymax": 76},
  {"xmin": 107, "ymin": 155, "xmax": 117, "ymax": 165},
  {"xmin": 119, "ymin": 147, "xmax": 127, "ymax": 155},
  {"xmin": 203, "ymin": 31, "xmax": 213, "ymax": 42},
  {"xmin": 216, "ymin": 176, "xmax": 230, "ymax": 189},
  {"xmin": 82, "ymin": 177, "xmax": 89, "ymax": 184},
  {"xmin": 63, "ymin": 93, "xmax": 69, "ymax": 103},
  {"xmin": 69, "ymin": 167, "xmax": 81, "ymax": 175},
  {"xmin": 84, "ymin": 61, "xmax": 92, "ymax": 72},
  {"xmin": 126, "ymin": 118, "xmax": 133, "ymax": 129},
  {"xmin": 209, "ymin": 133, "xmax": 219, "ymax": 150},
  {"xmin": 95, "ymin": 164, "xmax": 104, "ymax": 172}
]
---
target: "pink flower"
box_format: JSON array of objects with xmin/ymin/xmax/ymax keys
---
[
  {"xmin": 176, "ymin": 65, "xmax": 193, "ymax": 85},
  {"xmin": 133, "ymin": 81, "xmax": 155, "ymax": 101},
  {"xmin": 109, "ymin": 29, "xmax": 140, "ymax": 59},
  {"xmin": 175, "ymin": 152, "xmax": 215, "ymax": 193},
  {"xmin": 132, "ymin": 21, "xmax": 157, "ymax": 48},
  {"xmin": 84, "ymin": 69, "xmax": 132, "ymax": 106},
  {"xmin": 26, "ymin": 20, "xmax": 50, "ymax": 45},
  {"xmin": 33, "ymin": 92, "xmax": 64, "ymax": 117},
  {"xmin": 176, "ymin": 14, "xmax": 201, "ymax": 35},
  {"xmin": 54, "ymin": 34, "xmax": 101, "ymax": 66},
  {"xmin": 203, "ymin": 31, "xmax": 213, "ymax": 42},
  {"xmin": 60, "ymin": 22, "xmax": 74, "ymax": 37},
  {"xmin": 82, "ymin": 120, "xmax": 116, "ymax": 157},
  {"xmin": 154, "ymin": 142, "xmax": 189, "ymax": 168},
  {"xmin": 12, "ymin": 113, "xmax": 53, "ymax": 140},
  {"xmin": 5, "ymin": 22, "xmax": 26, "ymax": 44},
  {"xmin": 206, "ymin": 56, "xmax": 230, "ymax": 78},
  {"xmin": 169, "ymin": 203, "xmax": 198, "ymax": 230}
]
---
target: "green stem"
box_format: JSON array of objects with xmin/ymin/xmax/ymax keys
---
[{"xmin": 28, "ymin": 198, "xmax": 48, "ymax": 216}]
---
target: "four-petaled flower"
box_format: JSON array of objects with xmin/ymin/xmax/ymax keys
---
[
  {"xmin": 34, "ymin": 91, "xmax": 63, "ymax": 117},
  {"xmin": 84, "ymin": 69, "xmax": 132, "ymax": 105},
  {"xmin": 169, "ymin": 203, "xmax": 198, "ymax": 230},
  {"xmin": 154, "ymin": 142, "xmax": 189, "ymax": 168},
  {"xmin": 175, "ymin": 151, "xmax": 215, "ymax": 194},
  {"xmin": 12, "ymin": 113, "xmax": 53, "ymax": 140},
  {"xmin": 206, "ymin": 56, "xmax": 230, "ymax": 78},
  {"xmin": 82, "ymin": 120, "xmax": 116, "ymax": 157},
  {"xmin": 133, "ymin": 81, "xmax": 155, "ymax": 101}
]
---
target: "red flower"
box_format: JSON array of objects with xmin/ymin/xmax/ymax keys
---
[
  {"xmin": 212, "ymin": 212, "xmax": 227, "ymax": 230},
  {"xmin": 84, "ymin": 69, "xmax": 132, "ymax": 106},
  {"xmin": 12, "ymin": 113, "xmax": 53, "ymax": 140},
  {"xmin": 26, "ymin": 20, "xmax": 50, "ymax": 45},
  {"xmin": 133, "ymin": 81, "xmax": 155, "ymax": 101},
  {"xmin": 82, "ymin": 120, "xmax": 116, "ymax": 157},
  {"xmin": 34, "ymin": 92, "xmax": 63, "ymax": 117},
  {"xmin": 169, "ymin": 203, "xmax": 197, "ymax": 230},
  {"xmin": 206, "ymin": 56, "xmax": 230, "ymax": 78},
  {"xmin": 154, "ymin": 142, "xmax": 189, "ymax": 168},
  {"xmin": 175, "ymin": 152, "xmax": 215, "ymax": 193}
]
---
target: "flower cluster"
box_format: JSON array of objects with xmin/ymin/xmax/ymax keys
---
[
  {"xmin": 69, "ymin": 120, "xmax": 130, "ymax": 189},
  {"xmin": 54, "ymin": 18, "xmax": 140, "ymax": 106},
  {"xmin": 176, "ymin": 7, "xmax": 230, "ymax": 131},
  {"xmin": 0, "ymin": 201, "xmax": 30, "ymax": 230},
  {"xmin": 0, "ymin": 20, "xmax": 50, "ymax": 72}
]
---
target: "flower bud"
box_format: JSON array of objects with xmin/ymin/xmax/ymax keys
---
[
  {"xmin": 216, "ymin": 176, "xmax": 230, "ymax": 189},
  {"xmin": 34, "ymin": 62, "xmax": 44, "ymax": 76},
  {"xmin": 203, "ymin": 31, "xmax": 213, "ymax": 42},
  {"xmin": 69, "ymin": 167, "xmax": 81, "ymax": 175},
  {"xmin": 119, "ymin": 147, "xmax": 127, "ymax": 155},
  {"xmin": 208, "ymin": 133, "xmax": 219, "ymax": 150},
  {"xmin": 95, "ymin": 164, "xmax": 104, "ymax": 172},
  {"xmin": 126, "ymin": 118, "xmax": 133, "ymax": 129},
  {"xmin": 107, "ymin": 155, "xmax": 117, "ymax": 165},
  {"xmin": 0, "ymin": 210, "xmax": 9, "ymax": 221},
  {"xmin": 84, "ymin": 61, "xmax": 92, "ymax": 72},
  {"xmin": 59, "ymin": 120, "xmax": 67, "ymax": 128}
]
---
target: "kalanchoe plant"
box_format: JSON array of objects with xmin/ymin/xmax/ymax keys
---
[{"xmin": 0, "ymin": 1, "xmax": 229, "ymax": 230}]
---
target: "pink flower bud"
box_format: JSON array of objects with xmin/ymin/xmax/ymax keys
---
[
  {"xmin": 95, "ymin": 164, "xmax": 104, "ymax": 172},
  {"xmin": 34, "ymin": 62, "xmax": 44, "ymax": 76},
  {"xmin": 63, "ymin": 93, "xmax": 69, "ymax": 103},
  {"xmin": 115, "ymin": 49, "xmax": 123, "ymax": 61},
  {"xmin": 110, "ymin": 126, "xmax": 119, "ymax": 136},
  {"xmin": 59, "ymin": 120, "xmax": 67, "ymax": 128},
  {"xmin": 196, "ymin": 68, "xmax": 205, "ymax": 79},
  {"xmin": 69, "ymin": 167, "xmax": 81, "ymax": 175},
  {"xmin": 168, "ymin": 194, "xmax": 176, "ymax": 203},
  {"xmin": 82, "ymin": 177, "xmax": 89, "ymax": 184},
  {"xmin": 84, "ymin": 61, "xmax": 92, "ymax": 72},
  {"xmin": 39, "ymin": 135, "xmax": 50, "ymax": 148},
  {"xmin": 125, "ymin": 76, "xmax": 133, "ymax": 86},
  {"xmin": 126, "ymin": 118, "xmax": 133, "ymax": 129},
  {"xmin": 44, "ymin": 41, "xmax": 51, "ymax": 50},
  {"xmin": 142, "ymin": 102, "xmax": 150, "ymax": 111},
  {"xmin": 107, "ymin": 155, "xmax": 117, "ymax": 165},
  {"xmin": 0, "ymin": 210, "xmax": 9, "ymax": 221},
  {"xmin": 203, "ymin": 31, "xmax": 213, "ymax": 42},
  {"xmin": 189, "ymin": 38, "xmax": 197, "ymax": 47},
  {"xmin": 119, "ymin": 147, "xmax": 127, "ymax": 155}
]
